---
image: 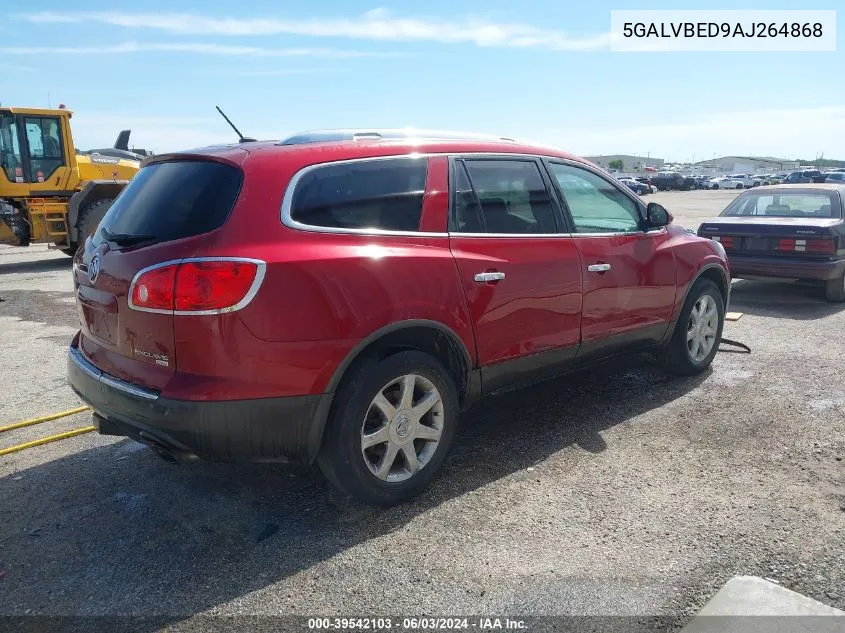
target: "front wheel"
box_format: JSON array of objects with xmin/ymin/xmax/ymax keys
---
[
  {"xmin": 318, "ymin": 350, "xmax": 458, "ymax": 505},
  {"xmin": 825, "ymin": 274, "xmax": 845, "ymax": 302},
  {"xmin": 660, "ymin": 278, "xmax": 725, "ymax": 376},
  {"xmin": 735, "ymin": 183, "xmax": 744, "ymax": 190}
]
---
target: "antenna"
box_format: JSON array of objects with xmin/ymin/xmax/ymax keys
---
[{"xmin": 215, "ymin": 105, "xmax": 256, "ymax": 143}]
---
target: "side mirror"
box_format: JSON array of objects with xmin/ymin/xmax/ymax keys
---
[{"xmin": 646, "ymin": 202, "xmax": 671, "ymax": 227}]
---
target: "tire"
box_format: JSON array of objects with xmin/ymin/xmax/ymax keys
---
[
  {"xmin": 735, "ymin": 183, "xmax": 743, "ymax": 190},
  {"xmin": 825, "ymin": 274, "xmax": 845, "ymax": 303},
  {"xmin": 76, "ymin": 198, "xmax": 114, "ymax": 243},
  {"xmin": 317, "ymin": 350, "xmax": 459, "ymax": 505},
  {"xmin": 660, "ymin": 278, "xmax": 725, "ymax": 376},
  {"xmin": 712, "ymin": 184, "xmax": 719, "ymax": 190}
]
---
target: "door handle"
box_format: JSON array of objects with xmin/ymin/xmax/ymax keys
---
[
  {"xmin": 587, "ymin": 263, "xmax": 611, "ymax": 273},
  {"xmin": 474, "ymin": 271, "xmax": 506, "ymax": 283}
]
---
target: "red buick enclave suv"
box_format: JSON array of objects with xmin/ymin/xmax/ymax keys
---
[{"xmin": 68, "ymin": 129, "xmax": 730, "ymax": 505}]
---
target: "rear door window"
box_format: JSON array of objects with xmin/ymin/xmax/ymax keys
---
[
  {"xmin": 453, "ymin": 159, "xmax": 557, "ymax": 234},
  {"xmin": 99, "ymin": 160, "xmax": 243, "ymax": 243},
  {"xmin": 289, "ymin": 158, "xmax": 428, "ymax": 232}
]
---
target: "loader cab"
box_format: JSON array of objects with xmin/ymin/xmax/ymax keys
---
[{"xmin": 0, "ymin": 107, "xmax": 77, "ymax": 195}]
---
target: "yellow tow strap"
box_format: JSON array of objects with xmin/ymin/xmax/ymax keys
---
[
  {"xmin": 0, "ymin": 406, "xmax": 91, "ymax": 433},
  {"xmin": 0, "ymin": 426, "xmax": 97, "ymax": 456}
]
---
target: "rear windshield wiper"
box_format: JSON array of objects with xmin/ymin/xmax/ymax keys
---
[{"xmin": 100, "ymin": 228, "xmax": 156, "ymax": 246}]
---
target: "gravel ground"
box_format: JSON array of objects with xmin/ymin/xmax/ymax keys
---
[{"xmin": 0, "ymin": 190, "xmax": 843, "ymax": 629}]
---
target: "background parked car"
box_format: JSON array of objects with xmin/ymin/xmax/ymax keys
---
[
  {"xmin": 694, "ymin": 175, "xmax": 715, "ymax": 189},
  {"xmin": 634, "ymin": 176, "xmax": 658, "ymax": 193},
  {"xmin": 750, "ymin": 174, "xmax": 774, "ymax": 187},
  {"xmin": 784, "ymin": 170, "xmax": 827, "ymax": 184},
  {"xmin": 825, "ymin": 172, "xmax": 845, "ymax": 183},
  {"xmin": 651, "ymin": 171, "xmax": 698, "ymax": 191},
  {"xmin": 697, "ymin": 184, "xmax": 845, "ymax": 303},
  {"xmin": 727, "ymin": 174, "xmax": 755, "ymax": 189},
  {"xmin": 709, "ymin": 176, "xmax": 744, "ymax": 190},
  {"xmin": 618, "ymin": 177, "xmax": 650, "ymax": 195}
]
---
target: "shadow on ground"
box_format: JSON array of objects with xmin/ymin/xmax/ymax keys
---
[
  {"xmin": 728, "ymin": 279, "xmax": 844, "ymax": 320},
  {"xmin": 0, "ymin": 355, "xmax": 707, "ymax": 624},
  {"xmin": 0, "ymin": 289, "xmax": 77, "ymax": 330},
  {"xmin": 0, "ymin": 257, "xmax": 72, "ymax": 275}
]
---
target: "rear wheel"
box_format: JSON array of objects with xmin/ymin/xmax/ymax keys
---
[
  {"xmin": 735, "ymin": 183, "xmax": 743, "ymax": 189},
  {"xmin": 318, "ymin": 350, "xmax": 458, "ymax": 505},
  {"xmin": 661, "ymin": 278, "xmax": 725, "ymax": 376},
  {"xmin": 825, "ymin": 274, "xmax": 845, "ymax": 302}
]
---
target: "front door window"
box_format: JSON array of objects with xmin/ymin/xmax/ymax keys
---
[
  {"xmin": 24, "ymin": 116, "xmax": 64, "ymax": 182},
  {"xmin": 547, "ymin": 162, "xmax": 642, "ymax": 233}
]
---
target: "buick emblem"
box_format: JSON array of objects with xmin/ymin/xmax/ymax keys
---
[
  {"xmin": 88, "ymin": 254, "xmax": 102, "ymax": 284},
  {"xmin": 395, "ymin": 414, "xmax": 410, "ymax": 438}
]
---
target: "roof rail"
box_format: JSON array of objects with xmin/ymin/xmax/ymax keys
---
[{"xmin": 278, "ymin": 128, "xmax": 518, "ymax": 146}]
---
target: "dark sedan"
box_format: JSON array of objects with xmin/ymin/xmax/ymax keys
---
[
  {"xmin": 617, "ymin": 177, "xmax": 650, "ymax": 195},
  {"xmin": 697, "ymin": 184, "xmax": 845, "ymax": 302}
]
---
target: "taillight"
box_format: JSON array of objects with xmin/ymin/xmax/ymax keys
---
[
  {"xmin": 807, "ymin": 239, "xmax": 835, "ymax": 255},
  {"xmin": 712, "ymin": 235, "xmax": 734, "ymax": 248},
  {"xmin": 777, "ymin": 238, "xmax": 835, "ymax": 255},
  {"xmin": 129, "ymin": 258, "xmax": 265, "ymax": 314}
]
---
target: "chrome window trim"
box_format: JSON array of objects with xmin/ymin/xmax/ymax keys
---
[
  {"xmin": 127, "ymin": 257, "xmax": 267, "ymax": 316},
  {"xmin": 448, "ymin": 228, "xmax": 667, "ymax": 239},
  {"xmin": 279, "ymin": 151, "xmax": 597, "ymax": 237},
  {"xmin": 280, "ymin": 154, "xmax": 446, "ymax": 237},
  {"xmin": 69, "ymin": 346, "xmax": 159, "ymax": 401}
]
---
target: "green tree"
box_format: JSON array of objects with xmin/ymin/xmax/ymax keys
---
[{"xmin": 608, "ymin": 159, "xmax": 624, "ymax": 171}]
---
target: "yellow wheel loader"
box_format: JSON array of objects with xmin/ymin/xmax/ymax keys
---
[{"xmin": 0, "ymin": 106, "xmax": 143, "ymax": 254}]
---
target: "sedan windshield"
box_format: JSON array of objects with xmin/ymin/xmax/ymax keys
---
[{"xmin": 721, "ymin": 191, "xmax": 840, "ymax": 218}]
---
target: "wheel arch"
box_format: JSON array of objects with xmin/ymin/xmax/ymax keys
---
[
  {"xmin": 67, "ymin": 180, "xmax": 128, "ymax": 242},
  {"xmin": 326, "ymin": 320, "xmax": 476, "ymax": 408},
  {"xmin": 661, "ymin": 263, "xmax": 730, "ymax": 347}
]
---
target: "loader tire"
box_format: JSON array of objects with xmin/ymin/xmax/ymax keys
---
[{"xmin": 76, "ymin": 198, "xmax": 114, "ymax": 243}]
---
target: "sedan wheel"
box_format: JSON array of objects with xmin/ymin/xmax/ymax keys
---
[{"xmin": 825, "ymin": 273, "xmax": 845, "ymax": 302}]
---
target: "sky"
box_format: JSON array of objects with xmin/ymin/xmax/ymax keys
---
[{"xmin": 1, "ymin": 0, "xmax": 843, "ymax": 162}]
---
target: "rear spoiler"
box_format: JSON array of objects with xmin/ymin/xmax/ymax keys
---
[{"xmin": 141, "ymin": 147, "xmax": 251, "ymax": 168}]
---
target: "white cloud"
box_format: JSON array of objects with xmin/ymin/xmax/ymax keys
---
[
  {"xmin": 20, "ymin": 9, "xmax": 611, "ymax": 51},
  {"xmin": 534, "ymin": 105, "xmax": 845, "ymax": 161},
  {"xmin": 0, "ymin": 41, "xmax": 398, "ymax": 58}
]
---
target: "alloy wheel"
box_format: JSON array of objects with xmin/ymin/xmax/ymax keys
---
[
  {"xmin": 686, "ymin": 295, "xmax": 719, "ymax": 362},
  {"xmin": 360, "ymin": 374, "xmax": 444, "ymax": 482}
]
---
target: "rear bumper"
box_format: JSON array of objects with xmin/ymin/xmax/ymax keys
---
[
  {"xmin": 728, "ymin": 255, "xmax": 845, "ymax": 281},
  {"xmin": 67, "ymin": 345, "xmax": 332, "ymax": 464}
]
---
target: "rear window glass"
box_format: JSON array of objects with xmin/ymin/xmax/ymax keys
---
[
  {"xmin": 99, "ymin": 160, "xmax": 242, "ymax": 242},
  {"xmin": 721, "ymin": 192, "xmax": 840, "ymax": 218},
  {"xmin": 290, "ymin": 158, "xmax": 428, "ymax": 232}
]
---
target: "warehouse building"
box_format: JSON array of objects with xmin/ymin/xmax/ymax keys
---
[
  {"xmin": 694, "ymin": 156, "xmax": 799, "ymax": 174},
  {"xmin": 584, "ymin": 154, "xmax": 665, "ymax": 172}
]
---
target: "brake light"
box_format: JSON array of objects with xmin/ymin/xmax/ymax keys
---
[
  {"xmin": 129, "ymin": 259, "xmax": 265, "ymax": 314},
  {"xmin": 712, "ymin": 235, "xmax": 734, "ymax": 248},
  {"xmin": 175, "ymin": 261, "xmax": 260, "ymax": 312}
]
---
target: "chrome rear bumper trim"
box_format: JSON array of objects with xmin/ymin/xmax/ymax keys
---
[{"xmin": 68, "ymin": 346, "xmax": 160, "ymax": 401}]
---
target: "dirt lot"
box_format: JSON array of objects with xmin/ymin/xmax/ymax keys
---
[{"xmin": 1, "ymin": 189, "xmax": 843, "ymax": 629}]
